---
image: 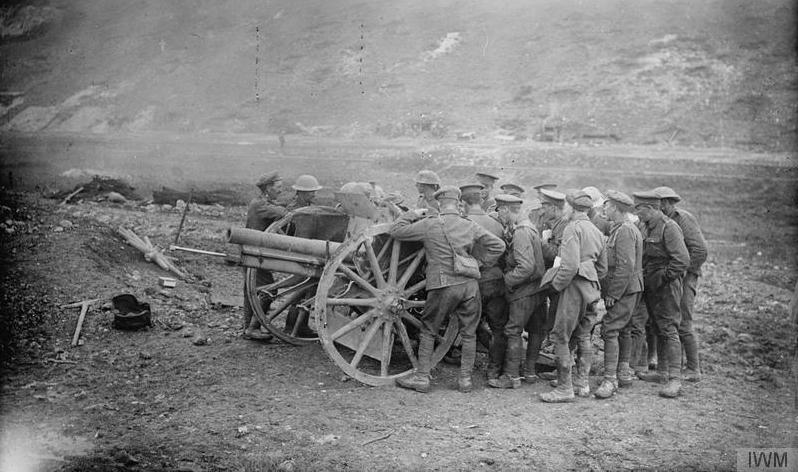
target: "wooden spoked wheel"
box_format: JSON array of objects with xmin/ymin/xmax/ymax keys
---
[
  {"xmin": 314, "ymin": 223, "xmax": 458, "ymax": 386},
  {"xmin": 244, "ymin": 211, "xmax": 319, "ymax": 345}
]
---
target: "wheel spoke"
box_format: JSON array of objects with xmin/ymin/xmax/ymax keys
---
[
  {"xmin": 267, "ymin": 285, "xmax": 314, "ymax": 322},
  {"xmin": 398, "ymin": 310, "xmax": 423, "ymax": 330},
  {"xmin": 388, "ymin": 240, "xmax": 400, "ymax": 284},
  {"xmin": 350, "ymin": 319, "xmax": 383, "ymax": 369},
  {"xmin": 325, "ymin": 297, "xmax": 378, "ymax": 307},
  {"xmin": 364, "ymin": 240, "xmax": 386, "ymax": 288},
  {"xmin": 402, "ymin": 299, "xmax": 425, "ymax": 309},
  {"xmin": 402, "ymin": 280, "xmax": 427, "ymax": 298},
  {"xmin": 329, "ymin": 309, "xmax": 377, "ymax": 341},
  {"xmin": 397, "ymin": 249, "xmax": 425, "ymax": 289},
  {"xmin": 394, "ymin": 319, "xmax": 418, "ymax": 370},
  {"xmin": 338, "ymin": 265, "xmax": 380, "ymax": 297},
  {"xmin": 376, "ymin": 237, "xmax": 392, "ymax": 263},
  {"xmin": 380, "ymin": 321, "xmax": 394, "ymax": 376}
]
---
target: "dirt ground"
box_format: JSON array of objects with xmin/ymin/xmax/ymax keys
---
[{"xmin": 0, "ymin": 140, "xmax": 796, "ymax": 472}]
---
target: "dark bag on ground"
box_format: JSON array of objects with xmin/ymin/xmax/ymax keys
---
[{"xmin": 112, "ymin": 294, "xmax": 152, "ymax": 330}]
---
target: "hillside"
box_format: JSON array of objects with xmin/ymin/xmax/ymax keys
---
[{"xmin": 1, "ymin": 0, "xmax": 796, "ymax": 151}]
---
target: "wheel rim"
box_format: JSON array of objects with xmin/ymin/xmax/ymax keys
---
[
  {"xmin": 244, "ymin": 210, "xmax": 320, "ymax": 345},
  {"xmin": 314, "ymin": 223, "xmax": 458, "ymax": 386}
]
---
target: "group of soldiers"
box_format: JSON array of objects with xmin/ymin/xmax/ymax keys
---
[
  {"xmin": 242, "ymin": 168, "xmax": 707, "ymax": 402},
  {"xmin": 390, "ymin": 169, "xmax": 707, "ymax": 402}
]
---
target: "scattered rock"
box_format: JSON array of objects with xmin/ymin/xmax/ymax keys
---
[
  {"xmin": 192, "ymin": 335, "xmax": 208, "ymax": 346},
  {"xmin": 737, "ymin": 333, "xmax": 754, "ymax": 343},
  {"xmin": 59, "ymin": 219, "xmax": 73, "ymax": 229},
  {"xmin": 139, "ymin": 351, "xmax": 152, "ymax": 360},
  {"xmin": 105, "ymin": 191, "xmax": 126, "ymax": 203},
  {"xmin": 53, "ymin": 226, "xmax": 64, "ymax": 232}
]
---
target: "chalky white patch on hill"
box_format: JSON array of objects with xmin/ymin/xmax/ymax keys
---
[{"xmin": 422, "ymin": 32, "xmax": 462, "ymax": 61}]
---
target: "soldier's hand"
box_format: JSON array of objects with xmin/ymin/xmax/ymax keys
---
[
  {"xmin": 541, "ymin": 229, "xmax": 552, "ymax": 241},
  {"xmin": 413, "ymin": 208, "xmax": 428, "ymax": 217},
  {"xmin": 604, "ymin": 296, "xmax": 616, "ymax": 308}
]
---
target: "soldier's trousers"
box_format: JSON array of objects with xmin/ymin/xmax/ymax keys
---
[
  {"xmin": 422, "ymin": 280, "xmax": 481, "ymax": 375},
  {"xmin": 479, "ymin": 279, "xmax": 507, "ymax": 376},
  {"xmin": 644, "ymin": 277, "xmax": 684, "ymax": 380},
  {"xmin": 678, "ymin": 272, "xmax": 700, "ymax": 371},
  {"xmin": 604, "ymin": 292, "xmax": 642, "ymax": 378},
  {"xmin": 550, "ymin": 278, "xmax": 600, "ymax": 369},
  {"xmin": 626, "ymin": 301, "xmax": 648, "ymax": 372},
  {"xmin": 503, "ymin": 293, "xmax": 545, "ymax": 378},
  {"xmin": 243, "ymin": 268, "xmax": 273, "ymax": 329}
]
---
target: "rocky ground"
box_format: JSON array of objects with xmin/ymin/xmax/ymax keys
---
[{"xmin": 0, "ymin": 146, "xmax": 796, "ymax": 470}]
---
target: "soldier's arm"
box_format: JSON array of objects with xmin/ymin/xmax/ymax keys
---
[
  {"xmin": 680, "ymin": 212, "xmax": 708, "ymax": 273},
  {"xmin": 389, "ymin": 212, "xmax": 427, "ymax": 241},
  {"xmin": 551, "ymin": 225, "xmax": 579, "ymax": 292},
  {"xmin": 605, "ymin": 226, "xmax": 635, "ymax": 301},
  {"xmin": 252, "ymin": 200, "xmax": 287, "ymax": 221},
  {"xmin": 504, "ymin": 229, "xmax": 539, "ymax": 288},
  {"xmin": 474, "ymin": 226, "xmax": 506, "ymax": 268},
  {"xmin": 541, "ymin": 239, "xmax": 559, "ymax": 266},
  {"xmin": 664, "ymin": 222, "xmax": 690, "ymax": 280}
]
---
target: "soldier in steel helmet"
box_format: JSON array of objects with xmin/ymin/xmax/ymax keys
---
[
  {"xmin": 414, "ymin": 170, "xmax": 441, "ymax": 215},
  {"xmin": 288, "ymin": 174, "xmax": 323, "ymax": 210}
]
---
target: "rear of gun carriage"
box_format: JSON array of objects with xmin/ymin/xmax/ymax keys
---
[{"xmin": 230, "ymin": 191, "xmax": 457, "ymax": 386}]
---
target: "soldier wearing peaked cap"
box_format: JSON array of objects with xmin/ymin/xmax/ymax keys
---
[
  {"xmin": 633, "ymin": 190, "xmax": 690, "ymax": 398},
  {"xmin": 500, "ymin": 183, "xmax": 525, "ymax": 198},
  {"xmin": 242, "ymin": 172, "xmax": 290, "ymax": 342},
  {"xmin": 540, "ymin": 190, "xmax": 608, "ymax": 403},
  {"xmin": 593, "ymin": 190, "xmax": 644, "ymax": 399},
  {"xmin": 654, "ymin": 186, "xmax": 707, "ymax": 383},
  {"xmin": 476, "ymin": 172, "xmax": 500, "ymax": 212},
  {"xmin": 533, "ymin": 183, "xmax": 558, "ymax": 196},
  {"xmin": 487, "ymin": 194, "xmax": 547, "ymax": 389},
  {"xmin": 462, "ymin": 185, "xmax": 508, "ymax": 380},
  {"xmin": 390, "ymin": 185, "xmax": 506, "ymax": 394}
]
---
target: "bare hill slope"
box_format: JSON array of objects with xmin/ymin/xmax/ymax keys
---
[{"xmin": 1, "ymin": 0, "xmax": 796, "ymax": 150}]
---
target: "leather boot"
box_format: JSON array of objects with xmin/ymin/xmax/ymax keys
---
[
  {"xmin": 540, "ymin": 363, "xmax": 575, "ymax": 403},
  {"xmin": 617, "ymin": 362, "xmax": 634, "ymax": 388},
  {"xmin": 683, "ymin": 368, "xmax": 701, "ymax": 383},
  {"xmin": 396, "ymin": 333, "xmax": 434, "ymax": 393},
  {"xmin": 637, "ymin": 371, "xmax": 667, "ymax": 384},
  {"xmin": 523, "ymin": 332, "xmax": 546, "ymax": 381},
  {"xmin": 594, "ymin": 376, "xmax": 618, "ymax": 399},
  {"xmin": 458, "ymin": 373, "xmax": 473, "ymax": 393},
  {"xmin": 488, "ymin": 374, "xmax": 521, "ymax": 389},
  {"xmin": 659, "ymin": 378, "xmax": 682, "ymax": 398}
]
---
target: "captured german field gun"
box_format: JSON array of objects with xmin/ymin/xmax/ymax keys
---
[{"xmin": 228, "ymin": 192, "xmax": 457, "ymax": 386}]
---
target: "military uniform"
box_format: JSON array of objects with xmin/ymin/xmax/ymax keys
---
[
  {"xmin": 390, "ymin": 192, "xmax": 505, "ymax": 392},
  {"xmin": 501, "ymin": 220, "xmax": 546, "ymax": 383},
  {"xmin": 658, "ymin": 188, "xmax": 707, "ymax": 379},
  {"xmin": 541, "ymin": 192, "xmax": 607, "ymax": 402},
  {"xmin": 416, "ymin": 194, "xmax": 440, "ymax": 215},
  {"xmin": 243, "ymin": 188, "xmax": 288, "ymax": 333},
  {"xmin": 466, "ymin": 205, "xmax": 507, "ymax": 379},
  {"xmin": 637, "ymin": 192, "xmax": 690, "ymax": 395},
  {"xmin": 597, "ymin": 215, "xmax": 643, "ymax": 397}
]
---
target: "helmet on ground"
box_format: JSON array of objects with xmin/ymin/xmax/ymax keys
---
[
  {"xmin": 414, "ymin": 170, "xmax": 441, "ymax": 186},
  {"xmin": 292, "ymin": 174, "xmax": 322, "ymax": 191}
]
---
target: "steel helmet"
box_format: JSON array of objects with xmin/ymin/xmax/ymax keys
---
[
  {"xmin": 292, "ymin": 174, "xmax": 322, "ymax": 191},
  {"xmin": 414, "ymin": 170, "xmax": 441, "ymax": 186}
]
